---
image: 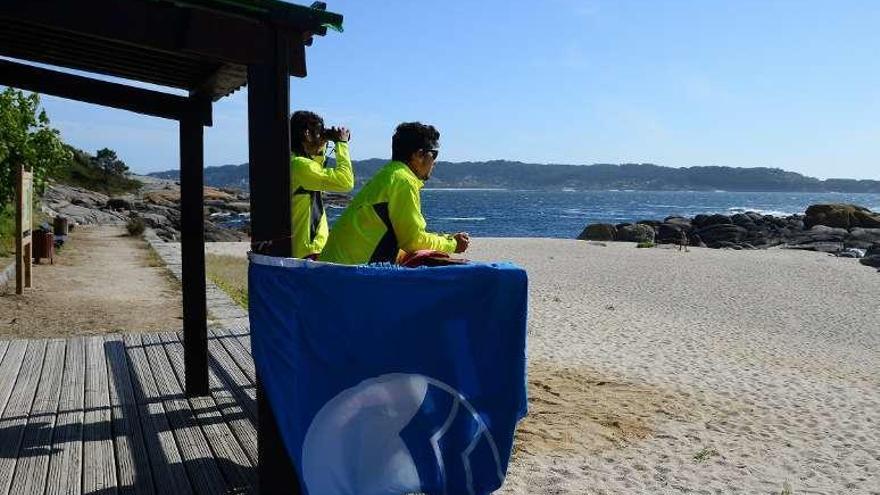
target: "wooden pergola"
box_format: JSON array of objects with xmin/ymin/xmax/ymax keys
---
[{"xmin": 0, "ymin": 1, "xmax": 342, "ymax": 492}]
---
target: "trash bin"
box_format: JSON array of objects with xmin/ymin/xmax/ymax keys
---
[
  {"xmin": 33, "ymin": 230, "xmax": 55, "ymax": 264},
  {"xmin": 53, "ymin": 216, "xmax": 69, "ymax": 236}
]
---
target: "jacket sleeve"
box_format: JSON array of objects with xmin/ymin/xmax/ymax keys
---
[
  {"xmin": 388, "ymin": 179, "xmax": 457, "ymax": 254},
  {"xmin": 292, "ymin": 142, "xmax": 354, "ymax": 192}
]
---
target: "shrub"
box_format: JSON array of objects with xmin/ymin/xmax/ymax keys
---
[
  {"xmin": 126, "ymin": 215, "xmax": 145, "ymax": 237},
  {"xmin": 636, "ymin": 241, "xmax": 655, "ymax": 248}
]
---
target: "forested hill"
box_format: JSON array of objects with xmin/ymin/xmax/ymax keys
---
[{"xmin": 148, "ymin": 160, "xmax": 880, "ymax": 193}]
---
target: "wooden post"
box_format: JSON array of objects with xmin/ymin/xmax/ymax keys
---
[
  {"xmin": 247, "ymin": 29, "xmax": 301, "ymax": 495},
  {"xmin": 15, "ymin": 163, "xmax": 33, "ymax": 294},
  {"xmin": 180, "ymin": 96, "xmax": 209, "ymax": 397}
]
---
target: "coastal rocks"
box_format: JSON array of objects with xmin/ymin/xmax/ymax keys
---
[
  {"xmin": 41, "ymin": 180, "xmax": 250, "ymax": 242},
  {"xmin": 577, "ymin": 204, "xmax": 880, "ymax": 271},
  {"xmin": 578, "ymin": 223, "xmax": 617, "ymax": 241},
  {"xmin": 656, "ymin": 223, "xmax": 686, "ymax": 243},
  {"xmin": 693, "ymin": 224, "xmax": 749, "ymax": 247},
  {"xmin": 804, "ymin": 204, "xmax": 880, "ymax": 229},
  {"xmin": 616, "ymin": 223, "xmax": 655, "ymax": 243},
  {"xmin": 860, "ymin": 243, "xmax": 880, "ymax": 268}
]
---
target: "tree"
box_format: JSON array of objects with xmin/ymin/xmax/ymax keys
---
[
  {"xmin": 91, "ymin": 147, "xmax": 129, "ymax": 176},
  {"xmin": 0, "ymin": 88, "xmax": 71, "ymax": 205}
]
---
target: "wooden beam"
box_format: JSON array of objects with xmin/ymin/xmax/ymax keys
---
[
  {"xmin": 0, "ymin": 0, "xmax": 270, "ymax": 66},
  {"xmin": 0, "ymin": 59, "xmax": 211, "ymax": 125},
  {"xmin": 180, "ymin": 98, "xmax": 209, "ymax": 397},
  {"xmin": 247, "ymin": 30, "xmax": 301, "ymax": 495}
]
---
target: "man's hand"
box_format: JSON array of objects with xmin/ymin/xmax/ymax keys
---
[
  {"xmin": 335, "ymin": 126, "xmax": 351, "ymax": 143},
  {"xmin": 453, "ymin": 232, "xmax": 470, "ymax": 253}
]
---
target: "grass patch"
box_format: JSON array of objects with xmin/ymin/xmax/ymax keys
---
[
  {"xmin": 693, "ymin": 447, "xmax": 719, "ymax": 463},
  {"xmin": 143, "ymin": 244, "xmax": 165, "ymax": 268},
  {"xmin": 206, "ymin": 253, "xmax": 248, "ymax": 309},
  {"xmin": 636, "ymin": 241, "xmax": 655, "ymax": 248}
]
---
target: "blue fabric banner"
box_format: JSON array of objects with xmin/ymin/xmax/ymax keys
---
[{"xmin": 249, "ymin": 254, "xmax": 528, "ymax": 495}]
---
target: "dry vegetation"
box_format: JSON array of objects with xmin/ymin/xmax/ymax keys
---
[{"xmin": 205, "ymin": 253, "xmax": 248, "ymax": 308}]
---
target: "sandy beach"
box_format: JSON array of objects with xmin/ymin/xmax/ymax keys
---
[{"xmin": 207, "ymin": 239, "xmax": 880, "ymax": 493}]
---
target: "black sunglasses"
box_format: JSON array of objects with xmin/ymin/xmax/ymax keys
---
[{"xmin": 423, "ymin": 149, "xmax": 439, "ymax": 159}]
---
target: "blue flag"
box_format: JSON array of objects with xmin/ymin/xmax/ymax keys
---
[{"xmin": 249, "ymin": 254, "xmax": 528, "ymax": 495}]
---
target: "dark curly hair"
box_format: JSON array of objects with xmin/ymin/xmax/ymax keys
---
[
  {"xmin": 391, "ymin": 122, "xmax": 440, "ymax": 163},
  {"xmin": 290, "ymin": 110, "xmax": 325, "ymax": 156}
]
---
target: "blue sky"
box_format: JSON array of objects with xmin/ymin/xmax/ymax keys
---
[{"xmin": 16, "ymin": 0, "xmax": 880, "ymax": 179}]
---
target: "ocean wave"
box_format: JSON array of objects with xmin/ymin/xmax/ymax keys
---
[
  {"xmin": 439, "ymin": 217, "xmax": 487, "ymax": 221},
  {"xmin": 727, "ymin": 207, "xmax": 792, "ymax": 217},
  {"xmin": 423, "ymin": 188, "xmax": 507, "ymax": 192}
]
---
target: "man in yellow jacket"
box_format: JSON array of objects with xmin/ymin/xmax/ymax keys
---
[
  {"xmin": 322, "ymin": 122, "xmax": 469, "ymax": 265},
  {"xmin": 290, "ymin": 111, "xmax": 354, "ymax": 259}
]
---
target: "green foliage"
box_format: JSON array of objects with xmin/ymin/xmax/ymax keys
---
[
  {"xmin": 0, "ymin": 88, "xmax": 71, "ymax": 206},
  {"xmin": 636, "ymin": 241, "xmax": 655, "ymax": 248},
  {"xmin": 0, "ymin": 204, "xmax": 14, "ymax": 257},
  {"xmin": 54, "ymin": 146, "xmax": 140, "ymax": 195}
]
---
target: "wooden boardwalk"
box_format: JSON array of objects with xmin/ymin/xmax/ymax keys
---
[{"xmin": 0, "ymin": 326, "xmax": 258, "ymax": 495}]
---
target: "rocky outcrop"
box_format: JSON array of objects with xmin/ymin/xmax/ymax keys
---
[
  {"xmin": 804, "ymin": 204, "xmax": 880, "ymax": 229},
  {"xmin": 577, "ymin": 223, "xmax": 617, "ymax": 241},
  {"xmin": 577, "ymin": 204, "xmax": 880, "ymax": 269},
  {"xmin": 616, "ymin": 223, "xmax": 655, "ymax": 243},
  {"xmin": 861, "ymin": 243, "xmax": 880, "ymax": 268},
  {"xmin": 42, "ymin": 180, "xmax": 250, "ymax": 242}
]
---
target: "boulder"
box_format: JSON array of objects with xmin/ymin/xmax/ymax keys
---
[
  {"xmin": 694, "ymin": 224, "xmax": 748, "ymax": 246},
  {"xmin": 859, "ymin": 255, "xmax": 880, "ymax": 268},
  {"xmin": 731, "ymin": 213, "xmax": 756, "ymax": 228},
  {"xmin": 617, "ymin": 223, "xmax": 655, "ymax": 243},
  {"xmin": 663, "ymin": 216, "xmax": 691, "ymax": 228},
  {"xmin": 106, "ymin": 197, "xmax": 132, "ymax": 211},
  {"xmin": 577, "ymin": 223, "xmax": 617, "ymax": 241},
  {"xmin": 656, "ymin": 223, "xmax": 686, "ymax": 244},
  {"xmin": 700, "ymin": 214, "xmax": 733, "ymax": 228},
  {"xmin": 845, "ymin": 228, "xmax": 880, "ymax": 250},
  {"xmin": 804, "ymin": 204, "xmax": 880, "ymax": 229}
]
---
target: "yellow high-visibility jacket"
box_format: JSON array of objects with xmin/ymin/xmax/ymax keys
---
[
  {"xmin": 321, "ymin": 160, "xmax": 457, "ymax": 265},
  {"xmin": 291, "ymin": 142, "xmax": 354, "ymax": 258}
]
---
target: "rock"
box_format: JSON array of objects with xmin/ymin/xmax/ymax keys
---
[
  {"xmin": 845, "ymin": 228, "xmax": 880, "ymax": 250},
  {"xmin": 106, "ymin": 197, "xmax": 132, "ymax": 211},
  {"xmin": 577, "ymin": 223, "xmax": 617, "ymax": 241},
  {"xmin": 655, "ymin": 223, "xmax": 686, "ymax": 244},
  {"xmin": 804, "ymin": 204, "xmax": 880, "ymax": 229},
  {"xmin": 43, "ymin": 183, "xmax": 109, "ymax": 209},
  {"xmin": 617, "ymin": 223, "xmax": 655, "ymax": 243},
  {"xmin": 713, "ymin": 241, "xmax": 743, "ymax": 250},
  {"xmin": 695, "ymin": 214, "xmax": 732, "ymax": 228},
  {"xmin": 663, "ymin": 216, "xmax": 691, "ymax": 228},
  {"xmin": 49, "ymin": 203, "xmax": 127, "ymax": 225},
  {"xmin": 694, "ymin": 224, "xmax": 748, "ymax": 247},
  {"xmin": 731, "ymin": 213, "xmax": 756, "ymax": 228},
  {"xmin": 140, "ymin": 213, "xmax": 170, "ymax": 228},
  {"xmin": 205, "ymin": 221, "xmax": 248, "ymax": 242},
  {"xmin": 860, "ymin": 255, "xmax": 880, "ymax": 268}
]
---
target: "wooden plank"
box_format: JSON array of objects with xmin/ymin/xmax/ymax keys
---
[
  {"xmin": 9, "ymin": 339, "xmax": 65, "ymax": 495},
  {"xmin": 0, "ymin": 339, "xmax": 47, "ymax": 495},
  {"xmin": 82, "ymin": 336, "xmax": 117, "ymax": 493},
  {"xmin": 46, "ymin": 337, "xmax": 85, "ymax": 495},
  {"xmin": 122, "ymin": 333, "xmax": 193, "ymax": 495},
  {"xmin": 105, "ymin": 334, "xmax": 155, "ymax": 495},
  {"xmin": 0, "ymin": 340, "xmax": 23, "ymax": 417},
  {"xmin": 159, "ymin": 332, "xmax": 255, "ymax": 490},
  {"xmin": 206, "ymin": 330, "xmax": 256, "ymax": 422},
  {"xmin": 141, "ymin": 333, "xmax": 226, "ymax": 494},
  {"xmin": 212, "ymin": 327, "xmax": 256, "ymax": 385}
]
